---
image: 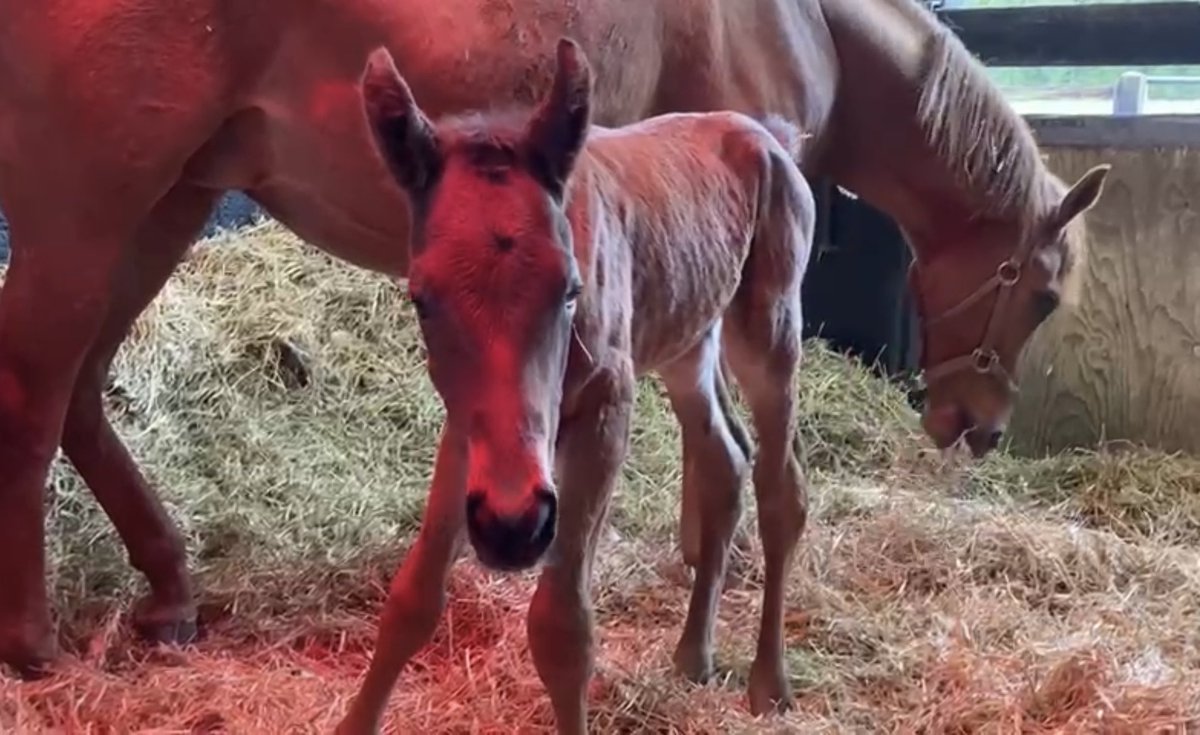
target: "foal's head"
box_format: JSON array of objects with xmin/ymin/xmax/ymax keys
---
[{"xmin": 361, "ymin": 39, "xmax": 591, "ymax": 571}]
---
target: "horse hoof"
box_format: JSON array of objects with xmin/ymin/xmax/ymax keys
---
[
  {"xmin": 133, "ymin": 592, "xmax": 199, "ymax": 647},
  {"xmin": 0, "ymin": 629, "xmax": 59, "ymax": 680},
  {"xmin": 747, "ymin": 661, "xmax": 793, "ymax": 716},
  {"xmin": 672, "ymin": 642, "xmax": 714, "ymax": 684},
  {"xmin": 136, "ymin": 616, "xmax": 199, "ymax": 646}
]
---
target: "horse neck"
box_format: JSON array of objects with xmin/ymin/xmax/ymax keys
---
[{"xmin": 819, "ymin": 0, "xmax": 1040, "ymax": 263}]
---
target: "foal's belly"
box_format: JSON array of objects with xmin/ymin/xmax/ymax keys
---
[{"xmin": 628, "ymin": 227, "xmax": 753, "ymax": 373}]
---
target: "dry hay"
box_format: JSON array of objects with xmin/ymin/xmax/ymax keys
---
[{"xmin": 2, "ymin": 222, "xmax": 1200, "ymax": 733}]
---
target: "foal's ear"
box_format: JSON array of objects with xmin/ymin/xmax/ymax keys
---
[
  {"xmin": 525, "ymin": 37, "xmax": 593, "ymax": 198},
  {"xmin": 361, "ymin": 47, "xmax": 442, "ymax": 193},
  {"xmin": 1054, "ymin": 164, "xmax": 1110, "ymax": 228}
]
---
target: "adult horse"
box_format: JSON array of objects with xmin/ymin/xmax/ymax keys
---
[{"xmin": 0, "ymin": 0, "xmax": 1108, "ymax": 675}]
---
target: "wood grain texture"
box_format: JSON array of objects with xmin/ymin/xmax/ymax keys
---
[{"xmin": 1008, "ymin": 146, "xmax": 1200, "ymax": 456}]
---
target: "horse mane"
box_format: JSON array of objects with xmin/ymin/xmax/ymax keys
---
[
  {"xmin": 914, "ymin": 21, "xmax": 1046, "ymax": 222},
  {"xmin": 910, "ymin": 14, "xmax": 1092, "ymax": 299}
]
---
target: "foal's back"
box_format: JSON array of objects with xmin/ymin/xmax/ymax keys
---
[{"xmin": 577, "ymin": 111, "xmax": 811, "ymax": 371}]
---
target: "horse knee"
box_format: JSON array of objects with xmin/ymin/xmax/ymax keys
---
[{"xmin": 0, "ymin": 366, "xmax": 62, "ymax": 466}]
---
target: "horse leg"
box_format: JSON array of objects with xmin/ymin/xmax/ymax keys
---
[
  {"xmin": 723, "ymin": 297, "xmax": 807, "ymax": 716},
  {"xmin": 0, "ymin": 215, "xmax": 139, "ymax": 675},
  {"xmin": 59, "ymin": 183, "xmax": 219, "ymax": 644},
  {"xmin": 528, "ymin": 363, "xmax": 635, "ymax": 735},
  {"xmin": 336, "ymin": 425, "xmax": 468, "ymax": 735},
  {"xmin": 715, "ymin": 362, "xmax": 757, "ymax": 585},
  {"xmin": 678, "ymin": 361, "xmax": 755, "ymax": 585},
  {"xmin": 661, "ymin": 328, "xmax": 749, "ymax": 683}
]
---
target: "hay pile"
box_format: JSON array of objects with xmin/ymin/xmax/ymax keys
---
[{"xmin": 3, "ymin": 222, "xmax": 1200, "ymax": 733}]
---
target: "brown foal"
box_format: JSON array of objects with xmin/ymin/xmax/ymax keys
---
[{"xmin": 335, "ymin": 39, "xmax": 816, "ymax": 733}]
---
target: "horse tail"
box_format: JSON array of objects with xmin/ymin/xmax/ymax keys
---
[{"xmin": 757, "ymin": 113, "xmax": 808, "ymax": 163}]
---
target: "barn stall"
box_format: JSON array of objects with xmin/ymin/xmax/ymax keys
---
[{"xmin": 2, "ymin": 1, "xmax": 1200, "ymax": 732}]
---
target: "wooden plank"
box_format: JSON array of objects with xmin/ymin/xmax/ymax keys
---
[
  {"xmin": 1026, "ymin": 115, "xmax": 1200, "ymax": 149},
  {"xmin": 1007, "ymin": 145, "xmax": 1200, "ymax": 456},
  {"xmin": 939, "ymin": 2, "xmax": 1200, "ymax": 67}
]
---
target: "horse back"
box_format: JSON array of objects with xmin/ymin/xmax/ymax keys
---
[{"xmin": 576, "ymin": 111, "xmax": 806, "ymax": 370}]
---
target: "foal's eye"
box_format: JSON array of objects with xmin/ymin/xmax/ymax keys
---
[
  {"xmin": 410, "ymin": 293, "xmax": 431, "ymax": 320},
  {"xmin": 564, "ymin": 281, "xmax": 583, "ymax": 305}
]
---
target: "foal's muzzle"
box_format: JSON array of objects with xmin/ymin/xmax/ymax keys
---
[{"xmin": 466, "ymin": 486, "xmax": 557, "ymax": 571}]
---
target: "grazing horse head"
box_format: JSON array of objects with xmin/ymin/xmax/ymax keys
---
[
  {"xmin": 852, "ymin": 23, "xmax": 1113, "ymax": 458},
  {"xmin": 908, "ymin": 163, "xmax": 1108, "ymax": 457},
  {"xmin": 361, "ymin": 39, "xmax": 591, "ymax": 571}
]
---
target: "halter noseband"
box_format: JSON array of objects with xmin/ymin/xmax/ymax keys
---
[{"xmin": 910, "ymin": 236, "xmax": 1037, "ymax": 397}]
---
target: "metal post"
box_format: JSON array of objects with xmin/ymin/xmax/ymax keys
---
[{"xmin": 1112, "ymin": 71, "xmax": 1148, "ymax": 115}]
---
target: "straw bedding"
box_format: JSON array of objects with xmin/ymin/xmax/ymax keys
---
[{"xmin": 2, "ymin": 222, "xmax": 1198, "ymax": 733}]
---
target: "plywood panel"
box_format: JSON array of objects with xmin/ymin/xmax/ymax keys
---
[{"xmin": 1008, "ymin": 146, "xmax": 1200, "ymax": 456}]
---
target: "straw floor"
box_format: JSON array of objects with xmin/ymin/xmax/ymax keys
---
[{"xmin": 2, "ymin": 223, "xmax": 1198, "ymax": 733}]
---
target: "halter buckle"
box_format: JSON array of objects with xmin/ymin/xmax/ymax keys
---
[
  {"xmin": 997, "ymin": 260, "xmax": 1021, "ymax": 287},
  {"xmin": 971, "ymin": 348, "xmax": 999, "ymax": 374}
]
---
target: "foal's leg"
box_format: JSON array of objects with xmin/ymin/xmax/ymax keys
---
[
  {"xmin": 336, "ymin": 425, "xmax": 468, "ymax": 735},
  {"xmin": 528, "ymin": 363, "xmax": 635, "ymax": 735},
  {"xmin": 679, "ymin": 360, "xmax": 755, "ymax": 581},
  {"xmin": 724, "ymin": 300, "xmax": 807, "ymax": 716},
  {"xmin": 59, "ymin": 183, "xmax": 218, "ymax": 644},
  {"xmin": 715, "ymin": 362, "xmax": 757, "ymax": 584},
  {"xmin": 661, "ymin": 328, "xmax": 749, "ymax": 683}
]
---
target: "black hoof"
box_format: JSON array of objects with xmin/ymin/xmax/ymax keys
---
[
  {"xmin": 135, "ymin": 616, "xmax": 199, "ymax": 647},
  {"xmin": 0, "ymin": 637, "xmax": 59, "ymax": 681}
]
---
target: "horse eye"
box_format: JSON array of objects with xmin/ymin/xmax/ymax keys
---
[
  {"xmin": 1033, "ymin": 291, "xmax": 1060, "ymax": 321},
  {"xmin": 565, "ymin": 281, "xmax": 583, "ymax": 303},
  {"xmin": 410, "ymin": 292, "xmax": 431, "ymax": 320}
]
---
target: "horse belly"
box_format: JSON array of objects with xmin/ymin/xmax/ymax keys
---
[
  {"xmin": 230, "ymin": 0, "xmax": 667, "ymax": 275},
  {"xmin": 628, "ymin": 223, "xmax": 752, "ymax": 372}
]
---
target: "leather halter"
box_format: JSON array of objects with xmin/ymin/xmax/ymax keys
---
[{"xmin": 909, "ymin": 236, "xmax": 1037, "ymax": 397}]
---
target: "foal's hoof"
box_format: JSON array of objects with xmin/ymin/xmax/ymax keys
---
[
  {"xmin": 0, "ymin": 629, "xmax": 60, "ymax": 680},
  {"xmin": 133, "ymin": 597, "xmax": 199, "ymax": 647},
  {"xmin": 747, "ymin": 659, "xmax": 793, "ymax": 716},
  {"xmin": 136, "ymin": 617, "xmax": 199, "ymax": 647},
  {"xmin": 672, "ymin": 641, "xmax": 714, "ymax": 684}
]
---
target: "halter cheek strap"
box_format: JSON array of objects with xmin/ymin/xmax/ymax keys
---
[{"xmin": 911, "ymin": 242, "xmax": 1034, "ymax": 396}]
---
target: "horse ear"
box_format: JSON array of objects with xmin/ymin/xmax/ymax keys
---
[
  {"xmin": 1054, "ymin": 164, "xmax": 1110, "ymax": 228},
  {"xmin": 361, "ymin": 47, "xmax": 442, "ymax": 193},
  {"xmin": 525, "ymin": 37, "xmax": 592, "ymax": 198}
]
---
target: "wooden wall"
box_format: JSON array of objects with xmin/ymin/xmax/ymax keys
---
[{"xmin": 1007, "ymin": 116, "xmax": 1200, "ymax": 456}]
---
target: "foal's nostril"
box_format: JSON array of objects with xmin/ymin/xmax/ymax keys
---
[
  {"xmin": 466, "ymin": 489, "xmax": 495, "ymax": 537},
  {"xmin": 465, "ymin": 486, "xmax": 558, "ymax": 569},
  {"xmin": 529, "ymin": 486, "xmax": 557, "ymax": 544}
]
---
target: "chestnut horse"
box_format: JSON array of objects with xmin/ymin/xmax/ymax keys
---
[
  {"xmin": 338, "ymin": 38, "xmax": 816, "ymax": 733},
  {"xmin": 0, "ymin": 0, "xmax": 1108, "ymax": 676}
]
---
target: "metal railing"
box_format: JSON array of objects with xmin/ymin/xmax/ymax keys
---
[{"xmin": 1113, "ymin": 71, "xmax": 1200, "ymax": 115}]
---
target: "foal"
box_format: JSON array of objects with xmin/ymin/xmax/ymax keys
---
[{"xmin": 337, "ymin": 38, "xmax": 815, "ymax": 734}]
